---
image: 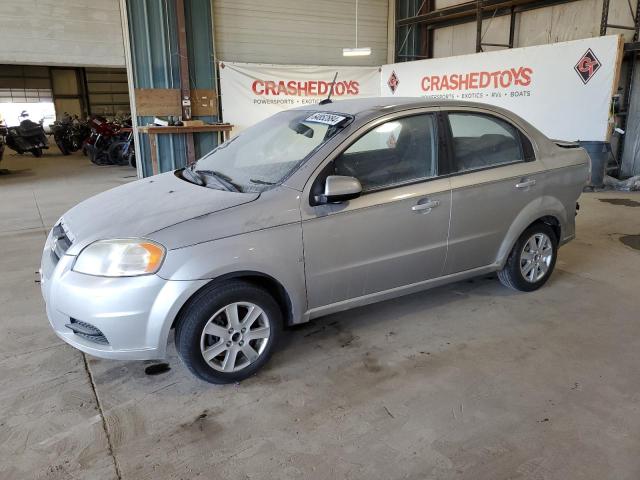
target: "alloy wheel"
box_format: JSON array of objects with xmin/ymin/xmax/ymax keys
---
[
  {"xmin": 520, "ymin": 233, "xmax": 553, "ymax": 283},
  {"xmin": 199, "ymin": 302, "xmax": 271, "ymax": 373}
]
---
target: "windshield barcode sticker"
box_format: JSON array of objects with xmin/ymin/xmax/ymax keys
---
[{"xmin": 305, "ymin": 112, "xmax": 347, "ymax": 126}]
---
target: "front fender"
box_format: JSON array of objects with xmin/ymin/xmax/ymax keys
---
[
  {"xmin": 496, "ymin": 195, "xmax": 569, "ymax": 268},
  {"xmin": 157, "ymin": 222, "xmax": 307, "ymax": 324}
]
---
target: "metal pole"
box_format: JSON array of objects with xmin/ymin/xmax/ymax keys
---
[
  {"xmin": 508, "ymin": 6, "xmax": 516, "ymax": 48},
  {"xmin": 476, "ymin": 0, "xmax": 483, "ymax": 52},
  {"xmin": 119, "ymin": 0, "xmax": 144, "ymax": 178},
  {"xmin": 176, "ymin": 0, "xmax": 195, "ymax": 165},
  {"xmin": 634, "ymin": 0, "xmax": 640, "ymax": 41},
  {"xmin": 600, "ymin": 0, "xmax": 611, "ymax": 36}
]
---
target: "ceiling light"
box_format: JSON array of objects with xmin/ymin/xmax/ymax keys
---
[
  {"xmin": 343, "ymin": 0, "xmax": 371, "ymax": 57},
  {"xmin": 343, "ymin": 47, "xmax": 372, "ymax": 57}
]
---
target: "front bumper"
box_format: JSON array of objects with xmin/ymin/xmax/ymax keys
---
[{"xmin": 40, "ymin": 231, "xmax": 207, "ymax": 360}]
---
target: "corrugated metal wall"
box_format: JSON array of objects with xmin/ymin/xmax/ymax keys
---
[
  {"xmin": 213, "ymin": 0, "xmax": 389, "ymax": 66},
  {"xmin": 186, "ymin": 0, "xmax": 218, "ymax": 157},
  {"xmin": 124, "ymin": 0, "xmax": 390, "ymax": 177},
  {"xmin": 126, "ymin": 0, "xmax": 183, "ymax": 177},
  {"xmin": 396, "ymin": 0, "xmax": 428, "ymax": 61},
  {"xmin": 397, "ymin": 0, "xmax": 638, "ymax": 59},
  {"xmin": 125, "ymin": 0, "xmax": 218, "ymax": 177},
  {"xmin": 85, "ymin": 68, "xmax": 130, "ymax": 117}
]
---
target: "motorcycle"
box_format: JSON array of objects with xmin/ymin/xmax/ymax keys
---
[
  {"xmin": 50, "ymin": 114, "xmax": 91, "ymax": 155},
  {"xmin": 84, "ymin": 115, "xmax": 132, "ymax": 166},
  {"xmin": 107, "ymin": 127, "xmax": 136, "ymax": 167},
  {"xmin": 0, "ymin": 123, "xmax": 6, "ymax": 168},
  {"xmin": 4, "ymin": 118, "xmax": 49, "ymax": 157}
]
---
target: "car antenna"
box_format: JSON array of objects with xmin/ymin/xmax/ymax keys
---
[{"xmin": 319, "ymin": 72, "xmax": 338, "ymax": 105}]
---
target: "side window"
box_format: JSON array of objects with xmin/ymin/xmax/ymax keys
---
[
  {"xmin": 448, "ymin": 113, "xmax": 524, "ymax": 172},
  {"xmin": 334, "ymin": 114, "xmax": 438, "ymax": 192}
]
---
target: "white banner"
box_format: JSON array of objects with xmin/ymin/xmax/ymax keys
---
[
  {"xmin": 219, "ymin": 61, "xmax": 380, "ymax": 134},
  {"xmin": 381, "ymin": 35, "xmax": 622, "ymax": 141}
]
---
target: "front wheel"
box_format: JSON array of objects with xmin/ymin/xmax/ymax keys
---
[
  {"xmin": 175, "ymin": 281, "xmax": 282, "ymax": 384},
  {"xmin": 32, "ymin": 148, "xmax": 43, "ymax": 158},
  {"xmin": 498, "ymin": 223, "xmax": 558, "ymax": 292},
  {"xmin": 55, "ymin": 138, "xmax": 70, "ymax": 155},
  {"xmin": 107, "ymin": 141, "xmax": 129, "ymax": 165}
]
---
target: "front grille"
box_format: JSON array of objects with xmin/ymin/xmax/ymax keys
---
[
  {"xmin": 65, "ymin": 318, "xmax": 110, "ymax": 345},
  {"xmin": 51, "ymin": 221, "xmax": 72, "ymax": 261}
]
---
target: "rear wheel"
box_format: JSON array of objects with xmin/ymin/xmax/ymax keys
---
[
  {"xmin": 498, "ymin": 223, "xmax": 557, "ymax": 292},
  {"xmin": 32, "ymin": 148, "xmax": 43, "ymax": 158},
  {"xmin": 175, "ymin": 281, "xmax": 282, "ymax": 384}
]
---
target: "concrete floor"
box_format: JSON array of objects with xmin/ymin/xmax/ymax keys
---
[{"xmin": 1, "ymin": 151, "xmax": 639, "ymax": 480}]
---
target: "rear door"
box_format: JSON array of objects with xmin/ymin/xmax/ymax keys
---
[
  {"xmin": 301, "ymin": 111, "xmax": 452, "ymax": 309},
  {"xmin": 443, "ymin": 110, "xmax": 546, "ymax": 275}
]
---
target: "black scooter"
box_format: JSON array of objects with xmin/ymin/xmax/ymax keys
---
[{"xmin": 5, "ymin": 119, "xmax": 49, "ymax": 157}]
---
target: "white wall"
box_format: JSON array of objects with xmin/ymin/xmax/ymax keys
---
[
  {"xmin": 0, "ymin": 0, "xmax": 125, "ymax": 67},
  {"xmin": 213, "ymin": 0, "xmax": 389, "ymax": 66}
]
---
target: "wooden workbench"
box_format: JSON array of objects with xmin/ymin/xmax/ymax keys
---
[{"xmin": 138, "ymin": 123, "xmax": 234, "ymax": 175}]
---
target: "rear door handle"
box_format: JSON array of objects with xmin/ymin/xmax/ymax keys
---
[
  {"xmin": 515, "ymin": 179, "xmax": 536, "ymax": 189},
  {"xmin": 412, "ymin": 200, "xmax": 440, "ymax": 212}
]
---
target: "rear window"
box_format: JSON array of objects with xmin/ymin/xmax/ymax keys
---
[{"xmin": 448, "ymin": 113, "xmax": 524, "ymax": 172}]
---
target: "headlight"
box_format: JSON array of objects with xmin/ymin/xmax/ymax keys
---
[{"xmin": 73, "ymin": 239, "xmax": 166, "ymax": 277}]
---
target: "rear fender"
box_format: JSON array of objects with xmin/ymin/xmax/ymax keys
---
[{"xmin": 496, "ymin": 196, "xmax": 568, "ymax": 268}]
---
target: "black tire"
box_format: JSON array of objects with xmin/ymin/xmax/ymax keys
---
[
  {"xmin": 55, "ymin": 139, "xmax": 71, "ymax": 155},
  {"xmin": 32, "ymin": 148, "xmax": 43, "ymax": 158},
  {"xmin": 108, "ymin": 141, "xmax": 130, "ymax": 166},
  {"xmin": 498, "ymin": 222, "xmax": 558, "ymax": 292},
  {"xmin": 88, "ymin": 146, "xmax": 112, "ymax": 166},
  {"xmin": 175, "ymin": 281, "xmax": 283, "ymax": 384}
]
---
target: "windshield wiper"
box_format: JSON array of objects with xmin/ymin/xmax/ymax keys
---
[
  {"xmin": 249, "ymin": 178, "xmax": 277, "ymax": 185},
  {"xmin": 181, "ymin": 167, "xmax": 204, "ymax": 186},
  {"xmin": 196, "ymin": 170, "xmax": 240, "ymax": 192}
]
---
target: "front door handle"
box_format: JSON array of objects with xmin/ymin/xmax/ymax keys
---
[
  {"xmin": 515, "ymin": 179, "xmax": 536, "ymax": 189},
  {"xmin": 412, "ymin": 199, "xmax": 440, "ymax": 213}
]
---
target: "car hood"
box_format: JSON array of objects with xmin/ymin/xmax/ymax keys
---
[{"xmin": 62, "ymin": 171, "xmax": 259, "ymax": 255}]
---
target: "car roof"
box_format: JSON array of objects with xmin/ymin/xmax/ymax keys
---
[
  {"xmin": 292, "ymin": 96, "xmax": 545, "ymax": 145},
  {"xmin": 292, "ymin": 97, "xmax": 502, "ymax": 116}
]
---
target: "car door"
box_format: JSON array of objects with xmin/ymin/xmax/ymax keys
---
[
  {"xmin": 442, "ymin": 110, "xmax": 546, "ymax": 275},
  {"xmin": 300, "ymin": 112, "xmax": 452, "ymax": 310}
]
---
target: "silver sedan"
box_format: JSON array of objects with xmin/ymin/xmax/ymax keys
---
[{"xmin": 40, "ymin": 98, "xmax": 590, "ymax": 383}]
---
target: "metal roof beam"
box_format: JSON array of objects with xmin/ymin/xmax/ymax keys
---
[{"xmin": 397, "ymin": 0, "xmax": 581, "ymax": 28}]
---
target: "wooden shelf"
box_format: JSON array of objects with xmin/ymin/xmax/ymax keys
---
[
  {"xmin": 138, "ymin": 123, "xmax": 234, "ymax": 175},
  {"xmin": 138, "ymin": 124, "xmax": 232, "ymax": 135}
]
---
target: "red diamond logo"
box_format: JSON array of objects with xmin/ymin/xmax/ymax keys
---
[
  {"xmin": 574, "ymin": 49, "xmax": 601, "ymax": 84},
  {"xmin": 387, "ymin": 70, "xmax": 400, "ymax": 94}
]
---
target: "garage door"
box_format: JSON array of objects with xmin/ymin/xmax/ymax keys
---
[
  {"xmin": 0, "ymin": 0, "xmax": 125, "ymax": 67},
  {"xmin": 213, "ymin": 0, "xmax": 389, "ymax": 66}
]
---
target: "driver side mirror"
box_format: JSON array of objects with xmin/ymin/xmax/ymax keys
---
[{"xmin": 315, "ymin": 175, "xmax": 362, "ymax": 204}]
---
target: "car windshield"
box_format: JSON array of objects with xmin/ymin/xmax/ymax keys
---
[{"xmin": 187, "ymin": 110, "xmax": 350, "ymax": 193}]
